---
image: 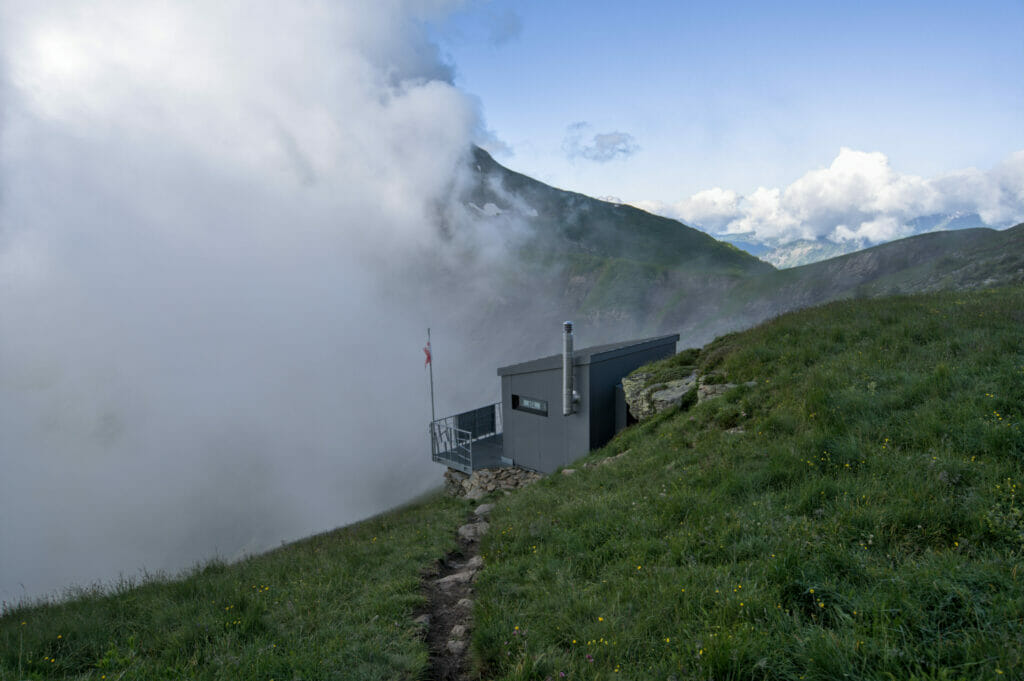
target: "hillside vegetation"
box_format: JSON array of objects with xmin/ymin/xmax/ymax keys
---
[
  {"xmin": 467, "ymin": 146, "xmax": 771, "ymax": 277},
  {"xmin": 0, "ymin": 496, "xmax": 466, "ymax": 680},
  {"xmin": 475, "ymin": 285, "xmax": 1024, "ymax": 680},
  {"xmin": 2, "ymin": 285, "xmax": 1023, "ymax": 680}
]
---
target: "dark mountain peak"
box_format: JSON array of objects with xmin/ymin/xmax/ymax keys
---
[{"xmin": 464, "ymin": 146, "xmax": 774, "ymax": 275}]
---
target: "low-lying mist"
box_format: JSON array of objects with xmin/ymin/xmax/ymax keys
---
[{"xmin": 0, "ymin": 1, "xmax": 520, "ymax": 605}]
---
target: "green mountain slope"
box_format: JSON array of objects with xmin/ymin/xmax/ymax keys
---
[
  {"xmin": 466, "ymin": 146, "xmax": 772, "ymax": 275},
  {"xmin": 451, "ymin": 149, "xmax": 775, "ymax": 346},
  {"xmin": 740, "ymin": 224, "xmax": 1024, "ymax": 311},
  {"xmin": 475, "ymin": 285, "xmax": 1024, "ymax": 679},
  {"xmin": 4, "ymin": 285, "xmax": 1022, "ymax": 680},
  {"xmin": 655, "ymin": 224, "xmax": 1024, "ymax": 345},
  {"xmin": 456, "ymin": 150, "xmax": 1024, "ymax": 350}
]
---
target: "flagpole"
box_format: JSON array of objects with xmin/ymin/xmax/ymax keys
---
[{"xmin": 427, "ymin": 327, "xmax": 436, "ymax": 424}]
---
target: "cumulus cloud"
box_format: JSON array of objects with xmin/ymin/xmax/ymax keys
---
[
  {"xmin": 0, "ymin": 0, "xmax": 501, "ymax": 604},
  {"xmin": 930, "ymin": 150, "xmax": 1024, "ymax": 226},
  {"xmin": 562, "ymin": 121, "xmax": 639, "ymax": 163},
  {"xmin": 665, "ymin": 187, "xmax": 741, "ymax": 233},
  {"xmin": 647, "ymin": 148, "xmax": 1024, "ymax": 246}
]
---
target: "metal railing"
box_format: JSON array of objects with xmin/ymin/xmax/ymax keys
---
[{"xmin": 430, "ymin": 402, "xmax": 502, "ymax": 474}]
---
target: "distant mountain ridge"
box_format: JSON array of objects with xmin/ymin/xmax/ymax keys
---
[
  {"xmin": 465, "ymin": 147, "xmax": 771, "ymax": 275},
  {"xmin": 719, "ymin": 225, "xmax": 1024, "ymax": 328},
  {"xmin": 448, "ymin": 148, "xmax": 1024, "ymax": 351},
  {"xmin": 714, "ymin": 211, "xmax": 993, "ymax": 269}
]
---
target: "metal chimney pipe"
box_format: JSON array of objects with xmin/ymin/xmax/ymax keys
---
[{"xmin": 563, "ymin": 321, "xmax": 575, "ymax": 416}]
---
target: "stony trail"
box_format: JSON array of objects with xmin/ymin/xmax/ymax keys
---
[{"xmin": 419, "ymin": 503, "xmax": 494, "ymax": 680}]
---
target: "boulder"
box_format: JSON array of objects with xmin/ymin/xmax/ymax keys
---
[
  {"xmin": 457, "ymin": 521, "xmax": 490, "ymax": 542},
  {"xmin": 621, "ymin": 371, "xmax": 653, "ymax": 419},
  {"xmin": 624, "ymin": 372, "xmax": 757, "ymax": 420},
  {"xmin": 623, "ymin": 372, "xmax": 698, "ymax": 421},
  {"xmin": 436, "ymin": 570, "xmax": 474, "ymax": 588},
  {"xmin": 651, "ymin": 376, "xmax": 698, "ymax": 412}
]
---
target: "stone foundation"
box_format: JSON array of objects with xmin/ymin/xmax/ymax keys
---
[{"xmin": 443, "ymin": 466, "xmax": 543, "ymax": 500}]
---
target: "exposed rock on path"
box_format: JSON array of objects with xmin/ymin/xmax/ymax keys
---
[{"xmin": 419, "ymin": 503, "xmax": 494, "ymax": 680}]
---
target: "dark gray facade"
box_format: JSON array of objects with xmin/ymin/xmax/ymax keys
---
[{"xmin": 497, "ymin": 334, "xmax": 678, "ymax": 473}]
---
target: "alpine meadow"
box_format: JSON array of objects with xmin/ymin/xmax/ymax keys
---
[{"xmin": 3, "ymin": 285, "xmax": 1022, "ymax": 680}]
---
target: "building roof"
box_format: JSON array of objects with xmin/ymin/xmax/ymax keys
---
[{"xmin": 497, "ymin": 334, "xmax": 680, "ymax": 376}]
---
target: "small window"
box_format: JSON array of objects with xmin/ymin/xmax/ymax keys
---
[{"xmin": 512, "ymin": 394, "xmax": 548, "ymax": 416}]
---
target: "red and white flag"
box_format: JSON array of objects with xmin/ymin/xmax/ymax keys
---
[{"xmin": 423, "ymin": 340, "xmax": 431, "ymax": 367}]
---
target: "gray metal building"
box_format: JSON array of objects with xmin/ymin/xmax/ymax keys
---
[{"xmin": 430, "ymin": 323, "xmax": 679, "ymax": 474}]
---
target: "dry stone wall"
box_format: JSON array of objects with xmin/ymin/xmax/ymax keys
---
[{"xmin": 443, "ymin": 466, "xmax": 543, "ymax": 500}]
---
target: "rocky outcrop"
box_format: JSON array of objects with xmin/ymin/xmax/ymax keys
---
[
  {"xmin": 698, "ymin": 380, "xmax": 758, "ymax": 403},
  {"xmin": 443, "ymin": 466, "xmax": 543, "ymax": 500},
  {"xmin": 620, "ymin": 371, "xmax": 653, "ymax": 419},
  {"xmin": 622, "ymin": 371, "xmax": 698, "ymax": 420},
  {"xmin": 623, "ymin": 371, "xmax": 756, "ymax": 421}
]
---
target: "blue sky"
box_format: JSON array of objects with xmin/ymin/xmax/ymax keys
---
[{"xmin": 433, "ymin": 0, "xmax": 1024, "ymax": 236}]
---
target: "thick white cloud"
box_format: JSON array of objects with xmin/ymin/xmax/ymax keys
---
[
  {"xmin": 665, "ymin": 187, "xmax": 740, "ymax": 233},
  {"xmin": 0, "ymin": 0, "xmax": 495, "ymax": 604},
  {"xmin": 645, "ymin": 148, "xmax": 1024, "ymax": 245}
]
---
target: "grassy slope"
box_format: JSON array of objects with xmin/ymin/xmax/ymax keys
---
[
  {"xmin": 0, "ymin": 495, "xmax": 467, "ymax": 680},
  {"xmin": 721, "ymin": 225, "xmax": 1024, "ymax": 319},
  {"xmin": 474, "ymin": 285, "xmax": 1024, "ymax": 680},
  {"xmin": 3, "ymin": 286, "xmax": 1022, "ymax": 680}
]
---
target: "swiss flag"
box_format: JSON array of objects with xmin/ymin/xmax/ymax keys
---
[{"xmin": 423, "ymin": 341, "xmax": 431, "ymax": 367}]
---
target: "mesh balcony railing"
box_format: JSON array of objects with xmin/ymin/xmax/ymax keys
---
[{"xmin": 430, "ymin": 402, "xmax": 503, "ymax": 474}]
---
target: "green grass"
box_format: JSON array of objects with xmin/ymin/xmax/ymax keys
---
[
  {"xmin": 625, "ymin": 346, "xmax": 701, "ymax": 387},
  {"xmin": 5, "ymin": 286, "xmax": 1024, "ymax": 680},
  {"xmin": 474, "ymin": 286, "xmax": 1024, "ymax": 680},
  {"xmin": 0, "ymin": 494, "xmax": 467, "ymax": 680}
]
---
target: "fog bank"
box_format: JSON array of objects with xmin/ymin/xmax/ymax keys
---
[{"xmin": 0, "ymin": 0, "xmax": 504, "ymax": 605}]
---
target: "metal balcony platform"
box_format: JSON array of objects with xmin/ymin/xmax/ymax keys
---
[{"xmin": 430, "ymin": 403, "xmax": 507, "ymax": 474}]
